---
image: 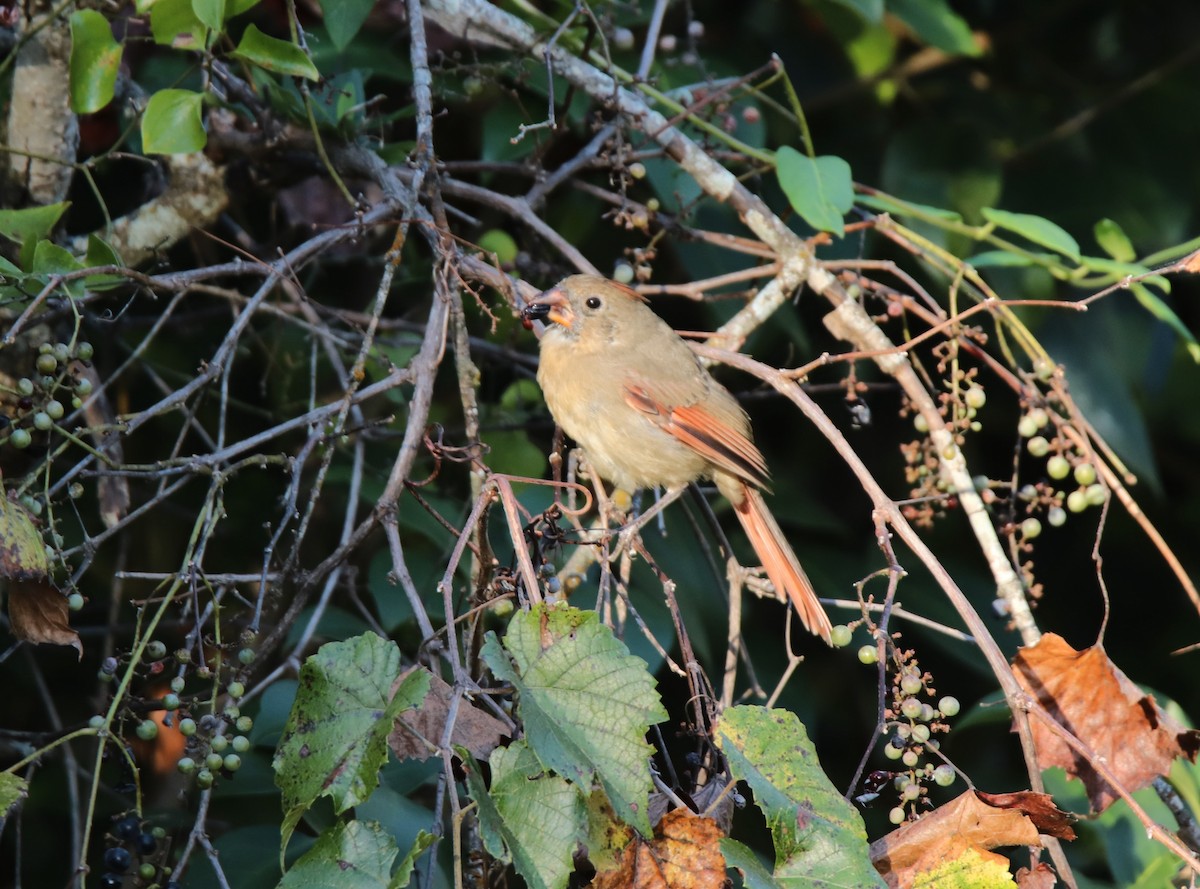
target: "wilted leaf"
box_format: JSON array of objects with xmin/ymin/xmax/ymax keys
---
[
  {"xmin": 1012, "ymin": 633, "xmax": 1200, "ymax": 812},
  {"xmin": 974, "ymin": 790, "xmax": 1076, "ymax": 839},
  {"xmin": 592, "ymin": 809, "xmax": 726, "ymax": 889},
  {"xmin": 1015, "ymin": 862, "xmax": 1058, "ymax": 889},
  {"xmin": 464, "ymin": 741, "xmax": 586, "ymax": 889},
  {"xmin": 7, "ymin": 579, "xmax": 82, "ymax": 657},
  {"xmin": 0, "ymin": 496, "xmax": 50, "ymax": 581},
  {"xmin": 482, "ymin": 604, "xmax": 667, "ymax": 834},
  {"xmin": 388, "ymin": 667, "xmax": 509, "ymax": 761},
  {"xmin": 869, "ymin": 790, "xmax": 1060, "ymax": 887}
]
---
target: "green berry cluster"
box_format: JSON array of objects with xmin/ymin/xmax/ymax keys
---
[
  {"xmin": 2, "ymin": 339, "xmax": 95, "ymax": 451},
  {"xmin": 863, "ymin": 645, "xmax": 961, "ymax": 823},
  {"xmin": 1014, "ymin": 404, "xmax": 1106, "ymax": 542}
]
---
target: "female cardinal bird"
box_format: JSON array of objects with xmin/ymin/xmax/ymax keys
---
[{"xmin": 523, "ymin": 274, "xmax": 832, "ymax": 643}]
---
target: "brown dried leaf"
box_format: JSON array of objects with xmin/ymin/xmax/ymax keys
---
[
  {"xmin": 1012, "ymin": 632, "xmax": 1200, "ymax": 812},
  {"xmin": 975, "ymin": 791, "xmax": 1076, "ymax": 840},
  {"xmin": 7, "ymin": 578, "xmax": 81, "ymax": 657},
  {"xmin": 1015, "ymin": 862, "xmax": 1058, "ymax": 889},
  {"xmin": 388, "ymin": 667, "xmax": 508, "ymax": 761},
  {"xmin": 592, "ymin": 809, "xmax": 726, "ymax": 889},
  {"xmin": 870, "ymin": 790, "xmax": 1044, "ymax": 888}
]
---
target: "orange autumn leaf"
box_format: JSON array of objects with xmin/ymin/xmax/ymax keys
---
[
  {"xmin": 870, "ymin": 790, "xmax": 1070, "ymax": 888},
  {"xmin": 1012, "ymin": 633, "xmax": 1200, "ymax": 812},
  {"xmin": 592, "ymin": 809, "xmax": 725, "ymax": 889}
]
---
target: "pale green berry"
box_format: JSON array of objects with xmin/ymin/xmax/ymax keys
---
[
  {"xmin": 1017, "ymin": 416, "xmax": 1038, "ymax": 437},
  {"xmin": 1027, "ymin": 436, "xmax": 1050, "ymax": 458},
  {"xmin": 830, "ymin": 625, "xmax": 853, "ymax": 647},
  {"xmin": 938, "ymin": 696, "xmax": 960, "ymax": 717},
  {"xmin": 1046, "ymin": 455, "xmax": 1070, "ymax": 479},
  {"xmin": 901, "ymin": 698, "xmax": 923, "ymax": 719},
  {"xmin": 1074, "ymin": 463, "xmax": 1097, "ymax": 486},
  {"xmin": 1021, "ymin": 518, "xmax": 1042, "ymax": 539},
  {"xmin": 857, "ymin": 645, "xmax": 878, "ymax": 665},
  {"xmin": 964, "ymin": 387, "xmax": 986, "ymax": 409},
  {"xmin": 902, "ymin": 750, "xmax": 919, "ymax": 767},
  {"xmin": 1047, "ymin": 506, "xmax": 1067, "ymax": 527},
  {"xmin": 1067, "ymin": 490, "xmax": 1088, "ymax": 513},
  {"xmin": 889, "ymin": 807, "xmax": 906, "ymax": 825},
  {"xmin": 1086, "ymin": 484, "xmax": 1106, "ymax": 506},
  {"xmin": 933, "ymin": 765, "xmax": 955, "ymax": 787}
]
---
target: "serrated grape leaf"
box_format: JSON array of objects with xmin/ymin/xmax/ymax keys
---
[
  {"xmin": 274, "ymin": 633, "xmax": 430, "ymax": 857},
  {"xmin": 231, "ymin": 24, "xmax": 319, "ymax": 81},
  {"xmin": 981, "ymin": 207, "xmax": 1080, "ymax": 262},
  {"xmin": 277, "ymin": 819, "xmax": 405, "ymax": 889},
  {"xmin": 142, "ymin": 89, "xmax": 207, "ymax": 155},
  {"xmin": 69, "ymin": 10, "xmax": 123, "ymax": 114},
  {"xmin": 776, "ymin": 147, "xmax": 854, "ymax": 236},
  {"xmin": 481, "ymin": 604, "xmax": 667, "ymax": 834},
  {"xmin": 0, "ymin": 771, "xmax": 28, "ymax": 817},
  {"xmin": 464, "ymin": 741, "xmax": 585, "ymax": 889},
  {"xmin": 715, "ymin": 706, "xmax": 884, "ymax": 888}
]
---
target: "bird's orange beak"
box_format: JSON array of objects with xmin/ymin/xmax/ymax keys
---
[{"xmin": 522, "ymin": 287, "xmax": 576, "ymax": 328}]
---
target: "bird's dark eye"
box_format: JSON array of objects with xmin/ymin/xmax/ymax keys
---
[{"xmin": 585, "ymin": 296, "xmax": 602, "ymax": 309}]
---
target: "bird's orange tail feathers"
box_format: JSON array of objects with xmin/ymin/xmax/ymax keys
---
[{"xmin": 734, "ymin": 486, "xmax": 832, "ymax": 644}]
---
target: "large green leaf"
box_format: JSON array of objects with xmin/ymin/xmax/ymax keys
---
[
  {"xmin": 231, "ymin": 24, "xmax": 320, "ymax": 81},
  {"xmin": 142, "ymin": 89, "xmax": 207, "ymax": 154},
  {"xmin": 981, "ymin": 207, "xmax": 1081, "ymax": 262},
  {"xmin": 273, "ymin": 634, "xmax": 430, "ymax": 856},
  {"xmin": 69, "ymin": 10, "xmax": 123, "ymax": 114},
  {"xmin": 481, "ymin": 604, "xmax": 666, "ymax": 834},
  {"xmin": 464, "ymin": 742, "xmax": 586, "ymax": 889},
  {"xmin": 716, "ymin": 706, "xmax": 885, "ymax": 888},
  {"xmin": 320, "ymin": 0, "xmax": 375, "ymax": 51},
  {"xmin": 1094, "ymin": 218, "xmax": 1137, "ymax": 263},
  {"xmin": 776, "ymin": 147, "xmax": 854, "ymax": 236}
]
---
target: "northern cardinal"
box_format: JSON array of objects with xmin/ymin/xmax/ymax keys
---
[{"xmin": 523, "ymin": 275, "xmax": 832, "ymax": 643}]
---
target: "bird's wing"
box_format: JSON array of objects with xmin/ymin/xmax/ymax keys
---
[{"xmin": 623, "ymin": 379, "xmax": 769, "ymax": 489}]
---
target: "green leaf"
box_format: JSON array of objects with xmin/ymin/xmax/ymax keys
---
[
  {"xmin": 84, "ymin": 235, "xmax": 126, "ymax": 290},
  {"xmin": 464, "ymin": 742, "xmax": 586, "ymax": 889},
  {"xmin": 829, "ymin": 0, "xmax": 884, "ymax": 21},
  {"xmin": 775, "ymin": 147, "xmax": 854, "ymax": 237},
  {"xmin": 968, "ymin": 250, "xmax": 1047, "ymax": 268},
  {"xmin": 887, "ymin": 0, "xmax": 980, "ymax": 56},
  {"xmin": 981, "ymin": 207, "xmax": 1081, "ymax": 262},
  {"xmin": 0, "ymin": 203, "xmax": 69, "ymax": 247},
  {"xmin": 231, "ymin": 24, "xmax": 320, "ymax": 81},
  {"xmin": 1077, "ymin": 256, "xmax": 1170, "ymax": 293},
  {"xmin": 0, "ymin": 772, "xmax": 29, "ymax": 818},
  {"xmin": 1094, "ymin": 218, "xmax": 1137, "ymax": 263},
  {"xmin": 391, "ymin": 832, "xmax": 435, "ymax": 889},
  {"xmin": 477, "ymin": 229, "xmax": 518, "ymax": 265},
  {"xmin": 228, "ymin": 0, "xmax": 262, "ymax": 17},
  {"xmin": 320, "ymin": 0, "xmax": 375, "ymax": 51},
  {"xmin": 32, "ymin": 241, "xmax": 85, "ymax": 277},
  {"xmin": 716, "ymin": 706, "xmax": 885, "ymax": 888},
  {"xmin": 1130, "ymin": 282, "xmax": 1200, "ymax": 363},
  {"xmin": 856, "ymin": 192, "xmax": 962, "ymax": 223},
  {"xmin": 273, "ymin": 634, "xmax": 430, "ymax": 856},
  {"xmin": 277, "ymin": 820, "xmax": 400, "ymax": 889},
  {"xmin": 481, "ymin": 604, "xmax": 666, "ymax": 834},
  {"xmin": 69, "ymin": 11, "xmax": 123, "ymax": 114},
  {"xmin": 142, "ymin": 89, "xmax": 207, "ymax": 155},
  {"xmin": 150, "ymin": 0, "xmax": 209, "ymax": 49},
  {"xmin": 191, "ymin": 0, "xmax": 225, "ymax": 31},
  {"xmin": 722, "ymin": 838, "xmax": 784, "ymax": 889}
]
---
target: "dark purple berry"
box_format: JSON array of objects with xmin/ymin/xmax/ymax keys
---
[
  {"xmin": 137, "ymin": 832, "xmax": 157, "ymax": 854},
  {"xmin": 104, "ymin": 846, "xmax": 132, "ymax": 873},
  {"xmin": 99, "ymin": 874, "xmax": 123, "ymax": 889},
  {"xmin": 114, "ymin": 815, "xmax": 140, "ymax": 841}
]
